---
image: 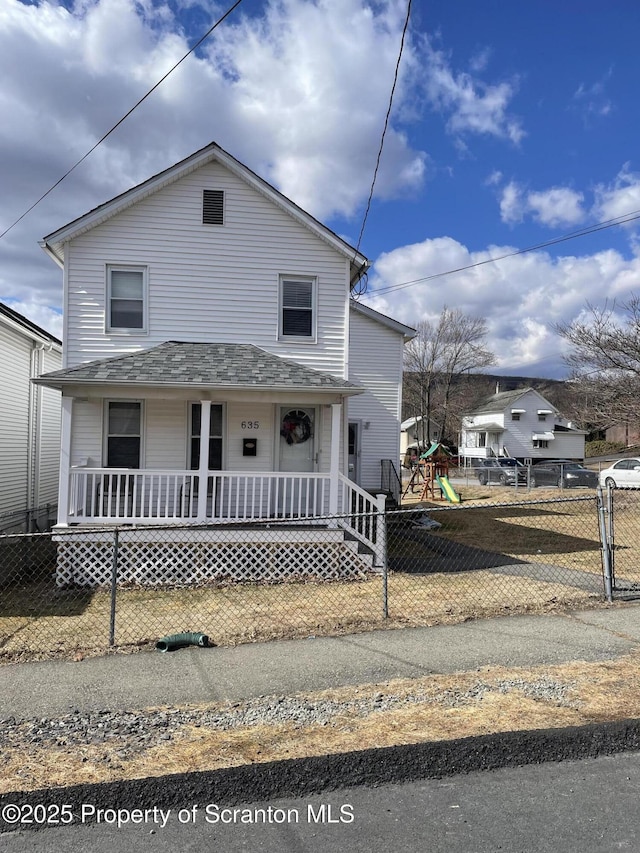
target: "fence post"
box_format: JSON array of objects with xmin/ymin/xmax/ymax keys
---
[
  {"xmin": 109, "ymin": 528, "xmax": 120, "ymax": 646},
  {"xmin": 596, "ymin": 486, "xmax": 613, "ymax": 603},
  {"xmin": 376, "ymin": 494, "xmax": 389, "ymax": 618}
]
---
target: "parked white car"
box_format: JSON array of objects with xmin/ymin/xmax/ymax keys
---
[{"xmin": 599, "ymin": 458, "xmax": 640, "ymax": 489}]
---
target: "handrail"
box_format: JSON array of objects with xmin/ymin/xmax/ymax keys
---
[{"xmin": 68, "ymin": 468, "xmax": 332, "ymax": 523}]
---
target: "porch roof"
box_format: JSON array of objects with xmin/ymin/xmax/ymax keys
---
[{"xmin": 34, "ymin": 341, "xmax": 363, "ymax": 395}]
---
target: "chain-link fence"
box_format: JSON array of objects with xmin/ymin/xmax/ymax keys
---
[
  {"xmin": 0, "ymin": 493, "xmax": 611, "ymax": 663},
  {"xmin": 600, "ymin": 487, "xmax": 640, "ymax": 598}
]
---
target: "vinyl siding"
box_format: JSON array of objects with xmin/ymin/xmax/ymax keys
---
[
  {"xmin": 462, "ymin": 389, "xmax": 585, "ymax": 460},
  {"xmin": 35, "ymin": 348, "xmax": 62, "ymax": 505},
  {"xmin": 0, "ymin": 328, "xmax": 31, "ymax": 513},
  {"xmin": 64, "ymin": 162, "xmax": 349, "ymax": 378},
  {"xmin": 348, "ymin": 309, "xmax": 404, "ymax": 491},
  {"xmin": 0, "ymin": 322, "xmax": 61, "ymax": 514},
  {"xmin": 67, "ymin": 398, "xmax": 336, "ymax": 474},
  {"xmin": 70, "ymin": 400, "xmax": 103, "ymax": 467}
]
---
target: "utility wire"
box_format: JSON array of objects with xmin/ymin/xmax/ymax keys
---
[
  {"xmin": 373, "ymin": 207, "xmax": 640, "ymax": 296},
  {"xmin": 0, "ymin": 0, "xmax": 244, "ymax": 242},
  {"xmin": 352, "ymin": 0, "xmax": 412, "ymax": 296}
]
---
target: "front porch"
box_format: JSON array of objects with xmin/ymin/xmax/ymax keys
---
[{"xmin": 38, "ymin": 341, "xmax": 387, "ymax": 584}]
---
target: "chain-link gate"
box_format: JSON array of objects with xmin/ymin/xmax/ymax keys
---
[{"xmin": 598, "ymin": 485, "xmax": 640, "ymax": 599}]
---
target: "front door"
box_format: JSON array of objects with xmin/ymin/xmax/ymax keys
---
[
  {"xmin": 277, "ymin": 407, "xmax": 317, "ymax": 516},
  {"xmin": 278, "ymin": 407, "xmax": 316, "ymax": 472}
]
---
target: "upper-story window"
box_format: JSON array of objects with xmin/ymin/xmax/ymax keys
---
[
  {"xmin": 279, "ymin": 276, "xmax": 316, "ymax": 340},
  {"xmin": 511, "ymin": 413, "xmax": 521, "ymax": 421},
  {"xmin": 538, "ymin": 413, "xmax": 547, "ymax": 422},
  {"xmin": 107, "ymin": 266, "xmax": 147, "ymax": 332}
]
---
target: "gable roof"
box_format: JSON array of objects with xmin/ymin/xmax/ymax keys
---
[
  {"xmin": 467, "ymin": 387, "xmax": 556, "ymax": 416},
  {"xmin": 0, "ymin": 301, "xmax": 61, "ymax": 347},
  {"xmin": 40, "ymin": 142, "xmax": 369, "ymax": 285},
  {"xmin": 349, "ymin": 300, "xmax": 415, "ymax": 340},
  {"xmin": 34, "ymin": 341, "xmax": 363, "ymax": 394}
]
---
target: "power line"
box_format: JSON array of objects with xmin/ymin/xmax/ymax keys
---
[
  {"xmin": 352, "ymin": 0, "xmax": 412, "ymax": 295},
  {"xmin": 372, "ymin": 207, "xmax": 640, "ymax": 296},
  {"xmin": 0, "ymin": 0, "xmax": 244, "ymax": 242}
]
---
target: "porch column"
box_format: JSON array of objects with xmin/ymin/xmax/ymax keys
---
[
  {"xmin": 329, "ymin": 402, "xmax": 341, "ymax": 515},
  {"xmin": 197, "ymin": 400, "xmax": 212, "ymax": 521},
  {"xmin": 57, "ymin": 396, "xmax": 73, "ymax": 525}
]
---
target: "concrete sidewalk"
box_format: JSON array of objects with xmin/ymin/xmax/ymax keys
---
[{"xmin": 2, "ymin": 603, "xmax": 640, "ymax": 721}]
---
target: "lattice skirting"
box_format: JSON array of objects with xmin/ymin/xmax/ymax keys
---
[{"xmin": 54, "ymin": 529, "xmax": 373, "ymax": 587}]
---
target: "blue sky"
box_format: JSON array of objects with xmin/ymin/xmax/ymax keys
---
[{"xmin": 2, "ymin": 0, "xmax": 640, "ymax": 377}]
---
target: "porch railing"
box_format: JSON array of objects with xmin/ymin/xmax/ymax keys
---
[
  {"xmin": 337, "ymin": 474, "xmax": 387, "ymax": 567},
  {"xmin": 65, "ymin": 468, "xmax": 386, "ymax": 568},
  {"xmin": 66, "ymin": 468, "xmax": 333, "ymax": 524}
]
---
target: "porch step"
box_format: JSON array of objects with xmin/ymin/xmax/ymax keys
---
[{"xmin": 342, "ymin": 531, "xmax": 376, "ymax": 570}]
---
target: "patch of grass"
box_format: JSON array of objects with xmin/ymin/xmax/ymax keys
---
[
  {"xmin": 5, "ymin": 643, "xmax": 640, "ymax": 794},
  {"xmin": 0, "ymin": 571, "xmax": 596, "ymax": 663}
]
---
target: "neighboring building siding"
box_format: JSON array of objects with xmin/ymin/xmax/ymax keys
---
[
  {"xmin": 348, "ymin": 308, "xmax": 404, "ymax": 491},
  {"xmin": 64, "ymin": 162, "xmax": 349, "ymax": 378},
  {"xmin": 35, "ymin": 347, "xmax": 62, "ymax": 506},
  {"xmin": 0, "ymin": 313, "xmax": 61, "ymax": 515},
  {"xmin": 0, "ymin": 327, "xmax": 31, "ymax": 514},
  {"xmin": 461, "ymin": 389, "xmax": 585, "ymax": 461}
]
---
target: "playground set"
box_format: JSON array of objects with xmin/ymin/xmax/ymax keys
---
[{"xmin": 403, "ymin": 442, "xmax": 461, "ymax": 504}]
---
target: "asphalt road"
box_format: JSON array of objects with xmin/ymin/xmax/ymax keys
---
[{"xmin": 4, "ymin": 751, "xmax": 640, "ymax": 852}]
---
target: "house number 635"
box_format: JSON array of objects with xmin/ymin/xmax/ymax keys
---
[{"xmin": 241, "ymin": 421, "xmax": 260, "ymax": 429}]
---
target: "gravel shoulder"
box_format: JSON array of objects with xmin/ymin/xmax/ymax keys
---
[{"xmin": 4, "ymin": 649, "xmax": 640, "ymax": 794}]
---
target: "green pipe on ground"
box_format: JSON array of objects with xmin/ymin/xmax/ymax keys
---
[{"xmin": 155, "ymin": 632, "xmax": 209, "ymax": 653}]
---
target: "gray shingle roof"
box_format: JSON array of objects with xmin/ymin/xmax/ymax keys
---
[
  {"xmin": 468, "ymin": 388, "xmax": 533, "ymax": 415},
  {"xmin": 35, "ymin": 342, "xmax": 362, "ymax": 393}
]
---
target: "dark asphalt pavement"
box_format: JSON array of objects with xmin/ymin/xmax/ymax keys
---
[{"xmin": 4, "ymin": 750, "xmax": 640, "ymax": 851}]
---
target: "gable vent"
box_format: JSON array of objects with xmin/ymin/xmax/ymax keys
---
[{"xmin": 203, "ymin": 189, "xmax": 224, "ymax": 225}]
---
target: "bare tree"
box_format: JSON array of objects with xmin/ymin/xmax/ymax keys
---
[
  {"xmin": 556, "ymin": 296, "xmax": 640, "ymax": 429},
  {"xmin": 404, "ymin": 307, "xmax": 495, "ymax": 446}
]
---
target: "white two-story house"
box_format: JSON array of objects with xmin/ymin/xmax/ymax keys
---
[
  {"xmin": 459, "ymin": 387, "xmax": 586, "ymax": 464},
  {"xmin": 35, "ymin": 142, "xmax": 413, "ymax": 585}
]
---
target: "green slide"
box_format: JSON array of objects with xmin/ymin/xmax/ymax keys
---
[{"xmin": 436, "ymin": 474, "xmax": 461, "ymax": 503}]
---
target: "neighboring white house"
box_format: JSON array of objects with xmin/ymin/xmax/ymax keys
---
[
  {"xmin": 35, "ymin": 142, "xmax": 414, "ymax": 584},
  {"xmin": 459, "ymin": 387, "xmax": 586, "ymax": 464},
  {"xmin": 0, "ymin": 302, "xmax": 62, "ymax": 523}
]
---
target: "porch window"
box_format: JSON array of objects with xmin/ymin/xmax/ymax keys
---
[
  {"xmin": 107, "ymin": 266, "xmax": 147, "ymax": 332},
  {"xmin": 106, "ymin": 401, "xmax": 141, "ymax": 468},
  {"xmin": 279, "ymin": 276, "xmax": 316, "ymax": 339},
  {"xmin": 190, "ymin": 403, "xmax": 223, "ymax": 470}
]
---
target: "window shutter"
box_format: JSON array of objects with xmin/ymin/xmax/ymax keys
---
[{"xmin": 203, "ymin": 190, "xmax": 224, "ymax": 225}]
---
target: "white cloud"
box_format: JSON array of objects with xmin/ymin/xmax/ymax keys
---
[
  {"xmin": 499, "ymin": 181, "xmax": 525, "ymax": 225},
  {"xmin": 422, "ymin": 41, "xmax": 523, "ymax": 144},
  {"xmin": 593, "ymin": 165, "xmax": 640, "ymax": 225},
  {"xmin": 498, "ymin": 181, "xmax": 585, "ymax": 228},
  {"xmin": 365, "ymin": 237, "xmax": 640, "ymax": 377},
  {"xmin": 527, "ymin": 187, "xmax": 585, "ymax": 228},
  {"xmin": 0, "ymin": 0, "xmax": 429, "ymax": 323}
]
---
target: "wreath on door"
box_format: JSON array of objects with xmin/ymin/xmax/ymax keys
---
[{"xmin": 280, "ymin": 409, "xmax": 313, "ymax": 445}]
